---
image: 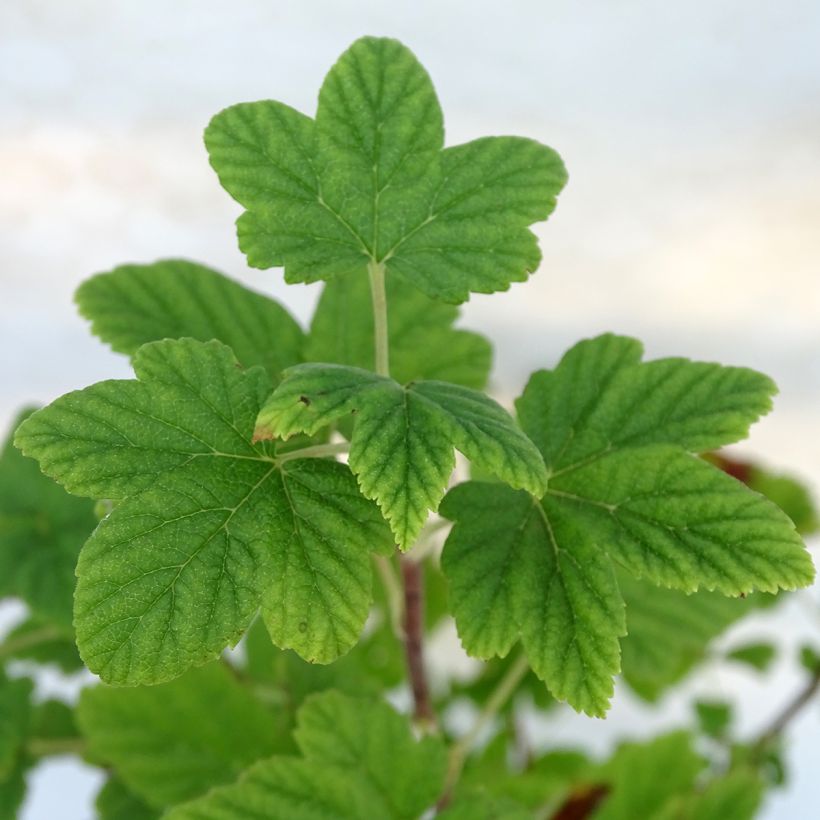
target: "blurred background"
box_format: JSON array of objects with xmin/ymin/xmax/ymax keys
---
[{"xmin": 1, "ymin": 1, "xmax": 818, "ymax": 816}]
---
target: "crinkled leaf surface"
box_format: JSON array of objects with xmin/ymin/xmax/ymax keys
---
[
  {"xmin": 166, "ymin": 691, "xmax": 447, "ymax": 820},
  {"xmin": 205, "ymin": 36, "xmax": 567, "ymax": 303},
  {"xmin": 15, "ymin": 339, "xmax": 391, "ymax": 684},
  {"xmin": 76, "ymin": 259, "xmax": 305, "ymax": 382},
  {"xmin": 78, "ymin": 663, "xmax": 287, "ymax": 808},
  {"xmin": 257, "ymin": 363, "xmax": 547, "ymax": 548},
  {"xmin": 442, "ymin": 334, "xmax": 813, "ymax": 715},
  {"xmin": 0, "ymin": 409, "xmax": 96, "ymax": 627},
  {"xmin": 307, "ymin": 273, "xmax": 492, "ymax": 387}
]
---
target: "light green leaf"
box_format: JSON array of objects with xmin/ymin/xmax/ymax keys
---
[
  {"xmin": 77, "ymin": 663, "xmax": 288, "ymax": 809},
  {"xmin": 726, "ymin": 641, "xmax": 776, "ymax": 672},
  {"xmin": 206, "ymin": 36, "xmax": 566, "ymax": 303},
  {"xmin": 307, "ymin": 273, "xmax": 492, "ymax": 388},
  {"xmin": 15, "ymin": 339, "xmax": 391, "ymax": 684},
  {"xmin": 96, "ymin": 777, "xmax": 159, "ymax": 820},
  {"xmin": 75, "ymin": 259, "xmax": 306, "ymax": 381},
  {"xmin": 440, "ymin": 483, "xmax": 624, "ymax": 716},
  {"xmin": 0, "ymin": 409, "xmax": 96, "ymax": 627},
  {"xmin": 442, "ymin": 334, "xmax": 812, "ymax": 714},
  {"xmin": 166, "ymin": 691, "xmax": 447, "ymax": 820},
  {"xmin": 257, "ymin": 364, "xmax": 547, "ymax": 548},
  {"xmin": 594, "ymin": 732, "xmax": 704, "ymax": 820},
  {"xmin": 694, "ymin": 700, "xmax": 733, "ymax": 739}
]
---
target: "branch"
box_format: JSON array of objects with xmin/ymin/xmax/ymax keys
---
[
  {"xmin": 751, "ymin": 665, "xmax": 820, "ymax": 755},
  {"xmin": 401, "ymin": 559, "xmax": 435, "ymax": 728}
]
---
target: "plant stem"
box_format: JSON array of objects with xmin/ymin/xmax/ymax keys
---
[
  {"xmin": 368, "ymin": 260, "xmax": 389, "ymax": 377},
  {"xmin": 751, "ymin": 665, "xmax": 820, "ymax": 756},
  {"xmin": 275, "ymin": 441, "xmax": 349, "ymax": 465},
  {"xmin": 0, "ymin": 625, "xmax": 63, "ymax": 660},
  {"xmin": 374, "ymin": 555, "xmax": 405, "ymax": 640},
  {"xmin": 438, "ymin": 653, "xmax": 530, "ymax": 807},
  {"xmin": 401, "ymin": 559, "xmax": 436, "ymax": 728}
]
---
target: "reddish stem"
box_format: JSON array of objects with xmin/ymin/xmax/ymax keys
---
[{"xmin": 401, "ymin": 558, "xmax": 435, "ymax": 726}]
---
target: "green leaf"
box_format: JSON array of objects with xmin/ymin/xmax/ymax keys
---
[
  {"xmin": 96, "ymin": 777, "xmax": 160, "ymax": 820},
  {"xmin": 1, "ymin": 616, "xmax": 83, "ymax": 672},
  {"xmin": 205, "ymin": 36, "xmax": 567, "ymax": 304},
  {"xmin": 77, "ymin": 663, "xmax": 288, "ymax": 808},
  {"xmin": 441, "ymin": 482, "xmax": 624, "ymax": 716},
  {"xmin": 618, "ymin": 574, "xmax": 766, "ymax": 700},
  {"xmin": 76, "ymin": 259, "xmax": 305, "ymax": 382},
  {"xmin": 652, "ymin": 771, "xmax": 764, "ymax": 820},
  {"xmin": 15, "ymin": 339, "xmax": 391, "ymax": 684},
  {"xmin": 694, "ymin": 700, "xmax": 733, "ymax": 739},
  {"xmin": 307, "ymin": 273, "xmax": 492, "ymax": 388},
  {"xmin": 594, "ymin": 732, "xmax": 704, "ymax": 820},
  {"xmin": 799, "ymin": 645, "xmax": 820, "ymax": 673},
  {"xmin": 258, "ymin": 364, "xmax": 547, "ymax": 548},
  {"xmin": 0, "ymin": 409, "xmax": 97, "ymax": 626},
  {"xmin": 0, "ymin": 674, "xmax": 32, "ymax": 779},
  {"xmin": 746, "ymin": 466, "xmax": 819, "ymax": 535},
  {"xmin": 29, "ymin": 699, "xmax": 80, "ymax": 743},
  {"xmin": 439, "ymin": 792, "xmax": 532, "ymax": 819},
  {"xmin": 166, "ymin": 691, "xmax": 447, "ymax": 820},
  {"xmin": 726, "ymin": 641, "xmax": 776, "ymax": 672},
  {"xmin": 0, "ymin": 755, "xmax": 28, "ymax": 820},
  {"xmin": 441, "ymin": 334, "xmax": 812, "ymax": 715}
]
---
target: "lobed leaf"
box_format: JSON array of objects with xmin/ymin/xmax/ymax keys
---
[
  {"xmin": 166, "ymin": 691, "xmax": 447, "ymax": 820},
  {"xmin": 15, "ymin": 339, "xmax": 391, "ymax": 684},
  {"xmin": 206, "ymin": 37, "xmax": 566, "ymax": 303},
  {"xmin": 257, "ymin": 363, "xmax": 547, "ymax": 548},
  {"xmin": 75, "ymin": 259, "xmax": 305, "ymax": 381},
  {"xmin": 78, "ymin": 663, "xmax": 287, "ymax": 808},
  {"xmin": 442, "ymin": 334, "xmax": 813, "ymax": 715}
]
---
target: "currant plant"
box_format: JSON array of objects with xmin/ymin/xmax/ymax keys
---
[{"xmin": 2, "ymin": 36, "xmax": 819, "ymax": 819}]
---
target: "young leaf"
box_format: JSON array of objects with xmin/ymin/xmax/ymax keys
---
[
  {"xmin": 0, "ymin": 409, "xmax": 97, "ymax": 627},
  {"xmin": 75, "ymin": 259, "xmax": 305, "ymax": 381},
  {"xmin": 205, "ymin": 36, "xmax": 567, "ymax": 303},
  {"xmin": 307, "ymin": 273, "xmax": 492, "ymax": 388},
  {"xmin": 166, "ymin": 691, "xmax": 447, "ymax": 820},
  {"xmin": 257, "ymin": 364, "xmax": 547, "ymax": 548},
  {"xmin": 442, "ymin": 334, "xmax": 813, "ymax": 715},
  {"xmin": 78, "ymin": 663, "xmax": 289, "ymax": 808},
  {"xmin": 15, "ymin": 339, "xmax": 391, "ymax": 684}
]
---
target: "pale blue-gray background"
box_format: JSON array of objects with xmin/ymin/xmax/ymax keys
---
[{"xmin": 1, "ymin": 1, "xmax": 819, "ymax": 817}]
